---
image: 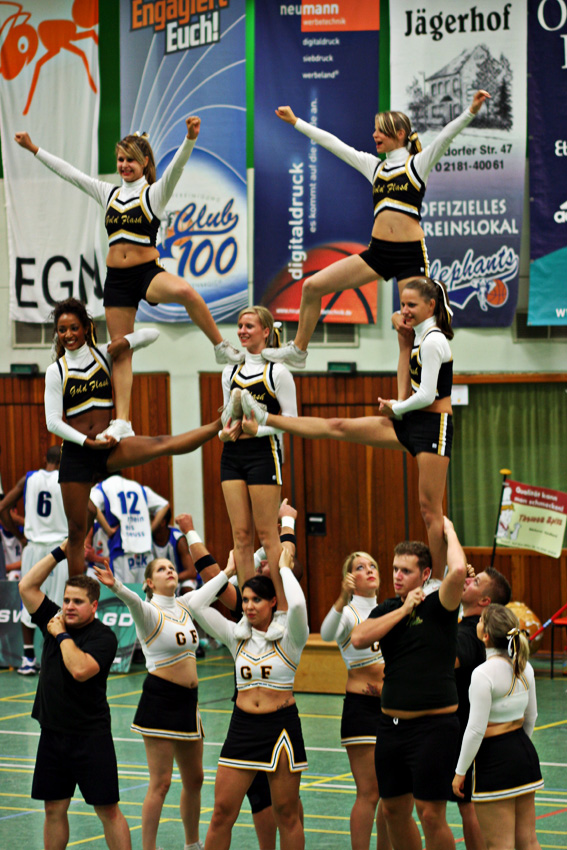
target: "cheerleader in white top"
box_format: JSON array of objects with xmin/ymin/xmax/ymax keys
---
[
  {"xmin": 262, "ymin": 91, "xmax": 490, "ymax": 368},
  {"xmin": 94, "ymin": 554, "xmax": 237, "ymax": 850},
  {"xmin": 189, "ymin": 548, "xmax": 309, "ymax": 850},
  {"xmin": 45, "ymin": 298, "xmax": 222, "ymax": 577},
  {"xmin": 320, "ymin": 551, "xmax": 390, "ymax": 850},
  {"xmin": 453, "ymin": 604, "xmax": 543, "ymax": 850},
  {"xmin": 219, "ymin": 306, "xmax": 297, "ymax": 601},
  {"xmin": 242, "ymin": 277, "xmax": 453, "ymax": 577},
  {"xmin": 15, "ymin": 120, "xmax": 242, "ymax": 442}
]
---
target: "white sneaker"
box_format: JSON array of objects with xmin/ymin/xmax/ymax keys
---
[
  {"xmin": 221, "ymin": 388, "xmax": 243, "ymax": 427},
  {"xmin": 241, "ymin": 390, "xmax": 268, "ymax": 425},
  {"xmin": 214, "ymin": 339, "xmax": 244, "ymax": 365},
  {"xmin": 17, "ymin": 657, "xmax": 38, "ymax": 675},
  {"xmin": 262, "ymin": 341, "xmax": 307, "ymax": 368},
  {"xmin": 95, "ymin": 419, "xmax": 135, "ymax": 442}
]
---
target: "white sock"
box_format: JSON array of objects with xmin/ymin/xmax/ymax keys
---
[
  {"xmin": 184, "ymin": 842, "xmax": 202, "ymax": 850},
  {"xmin": 125, "ymin": 328, "xmax": 160, "ymax": 350}
]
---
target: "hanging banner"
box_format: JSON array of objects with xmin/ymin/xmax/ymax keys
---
[
  {"xmin": 496, "ymin": 480, "xmax": 567, "ymax": 559},
  {"xmin": 119, "ymin": 0, "xmax": 247, "ymax": 324},
  {"xmin": 0, "ymin": 0, "xmax": 104, "ymax": 323},
  {"xmin": 527, "ymin": 0, "xmax": 567, "ymax": 326},
  {"xmin": 390, "ymin": 0, "xmax": 527, "ymax": 327},
  {"xmin": 254, "ymin": 1, "xmax": 380, "ymax": 325}
]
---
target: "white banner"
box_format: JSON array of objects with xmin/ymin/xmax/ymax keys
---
[
  {"xmin": 389, "ymin": 0, "xmax": 527, "ymax": 328},
  {"xmin": 0, "ymin": 0, "xmax": 104, "ymax": 322}
]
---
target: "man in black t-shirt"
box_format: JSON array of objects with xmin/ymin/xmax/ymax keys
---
[
  {"xmin": 19, "ymin": 545, "xmax": 131, "ymax": 850},
  {"xmin": 351, "ymin": 518, "xmax": 467, "ymax": 850},
  {"xmin": 455, "ymin": 566, "xmax": 511, "ymax": 850}
]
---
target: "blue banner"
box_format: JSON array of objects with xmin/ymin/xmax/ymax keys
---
[
  {"xmin": 390, "ymin": 0, "xmax": 527, "ymax": 327},
  {"xmin": 119, "ymin": 0, "xmax": 248, "ymax": 323},
  {"xmin": 253, "ymin": 1, "xmax": 380, "ymax": 325},
  {"xmin": 527, "ymin": 0, "xmax": 567, "ymax": 326}
]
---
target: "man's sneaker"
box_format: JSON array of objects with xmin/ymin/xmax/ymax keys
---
[
  {"xmin": 221, "ymin": 388, "xmax": 243, "ymax": 427},
  {"xmin": 241, "ymin": 390, "xmax": 268, "ymax": 426},
  {"xmin": 214, "ymin": 339, "xmax": 244, "ymax": 365},
  {"xmin": 262, "ymin": 341, "xmax": 308, "ymax": 368},
  {"xmin": 17, "ymin": 656, "xmax": 38, "ymax": 675},
  {"xmin": 95, "ymin": 419, "xmax": 135, "ymax": 442}
]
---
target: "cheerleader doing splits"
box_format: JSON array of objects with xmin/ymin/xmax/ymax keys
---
[
  {"xmin": 320, "ymin": 552, "xmax": 390, "ymax": 850},
  {"xmin": 15, "ymin": 118, "xmax": 241, "ymax": 440},
  {"xmin": 219, "ymin": 306, "xmax": 297, "ymax": 597},
  {"xmin": 94, "ymin": 556, "xmax": 237, "ymax": 850},
  {"xmin": 453, "ymin": 605, "xmax": 544, "ymax": 850},
  {"xmin": 263, "ymin": 90, "xmax": 489, "ymax": 368},
  {"xmin": 45, "ymin": 298, "xmax": 221, "ymax": 577},
  {"xmin": 242, "ymin": 277, "xmax": 453, "ymax": 576},
  {"xmin": 190, "ymin": 548, "xmax": 309, "ymax": 850}
]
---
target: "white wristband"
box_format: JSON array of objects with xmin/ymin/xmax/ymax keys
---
[
  {"xmin": 281, "ymin": 516, "xmax": 295, "ymax": 530},
  {"xmin": 186, "ymin": 530, "xmax": 202, "ymax": 546}
]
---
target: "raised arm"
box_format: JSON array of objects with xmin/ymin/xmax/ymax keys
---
[
  {"xmin": 15, "ymin": 132, "xmax": 113, "ymax": 207},
  {"xmin": 279, "ymin": 549, "xmax": 309, "ymax": 648},
  {"xmin": 175, "ymin": 512, "xmax": 238, "ymax": 609},
  {"xmin": 93, "ymin": 561, "xmax": 157, "ymax": 635},
  {"xmin": 148, "ymin": 116, "xmax": 200, "ymax": 217},
  {"xmin": 184, "ymin": 563, "xmax": 238, "ymax": 652},
  {"xmin": 19, "ymin": 543, "xmax": 67, "ymax": 613},
  {"xmin": 276, "ymin": 105, "xmax": 378, "ymax": 182},
  {"xmin": 439, "ymin": 517, "xmax": 467, "ymax": 611}
]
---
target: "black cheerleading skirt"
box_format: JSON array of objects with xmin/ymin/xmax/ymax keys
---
[
  {"xmin": 219, "ymin": 703, "xmax": 307, "ymax": 772},
  {"xmin": 472, "ymin": 728, "xmax": 544, "ymax": 802},
  {"xmin": 131, "ymin": 674, "xmax": 203, "ymax": 741},
  {"xmin": 341, "ymin": 692, "xmax": 381, "ymax": 747}
]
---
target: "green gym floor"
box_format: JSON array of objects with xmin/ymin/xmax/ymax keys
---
[{"xmin": 1, "ymin": 650, "xmax": 566, "ymax": 849}]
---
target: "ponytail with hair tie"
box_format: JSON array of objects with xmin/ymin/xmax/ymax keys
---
[
  {"xmin": 507, "ymin": 626, "xmax": 520, "ymax": 659},
  {"xmin": 271, "ymin": 321, "xmax": 282, "ymax": 348},
  {"xmin": 433, "ymin": 279, "xmax": 453, "ymax": 316},
  {"xmin": 407, "ymin": 130, "xmax": 422, "ymax": 153}
]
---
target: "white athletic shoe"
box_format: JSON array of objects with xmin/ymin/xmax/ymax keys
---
[
  {"xmin": 221, "ymin": 388, "xmax": 243, "ymax": 427},
  {"xmin": 240, "ymin": 389, "xmax": 268, "ymax": 426},
  {"xmin": 17, "ymin": 656, "xmax": 39, "ymax": 675},
  {"xmin": 214, "ymin": 339, "xmax": 245, "ymax": 365},
  {"xmin": 95, "ymin": 419, "xmax": 135, "ymax": 442},
  {"xmin": 262, "ymin": 341, "xmax": 308, "ymax": 368}
]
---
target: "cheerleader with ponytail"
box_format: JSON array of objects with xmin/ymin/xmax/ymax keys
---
[
  {"xmin": 453, "ymin": 604, "xmax": 543, "ymax": 850},
  {"xmin": 15, "ymin": 118, "xmax": 243, "ymax": 443},
  {"xmin": 219, "ymin": 306, "xmax": 297, "ymax": 597},
  {"xmin": 263, "ymin": 90, "xmax": 490, "ymax": 368},
  {"xmin": 241, "ymin": 278, "xmax": 455, "ymax": 577}
]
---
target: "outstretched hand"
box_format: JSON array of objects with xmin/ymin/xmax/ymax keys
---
[
  {"xmin": 278, "ymin": 497, "xmax": 297, "ymax": 521},
  {"xmin": 470, "ymin": 90, "xmax": 490, "ymax": 115},
  {"xmin": 219, "ymin": 418, "xmax": 242, "ymax": 442},
  {"xmin": 377, "ymin": 398, "xmax": 396, "ymax": 418},
  {"xmin": 186, "ymin": 116, "xmax": 201, "ymax": 140},
  {"xmin": 279, "ymin": 547, "xmax": 294, "ymax": 572},
  {"xmin": 275, "ymin": 106, "xmax": 297, "ymax": 125},
  {"xmin": 93, "ymin": 560, "xmax": 115, "ymax": 587},
  {"xmin": 14, "ymin": 132, "xmax": 38, "ymax": 154}
]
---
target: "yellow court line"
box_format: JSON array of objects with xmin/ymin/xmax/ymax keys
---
[
  {"xmin": 301, "ymin": 771, "xmax": 353, "ymax": 789},
  {"xmin": 0, "ymin": 712, "xmax": 35, "ymax": 721},
  {"xmin": 196, "ymin": 671, "xmax": 234, "ymax": 682},
  {"xmin": 0, "ymin": 690, "xmax": 36, "ymax": 700},
  {"xmin": 535, "ymin": 718, "xmax": 567, "ymax": 731}
]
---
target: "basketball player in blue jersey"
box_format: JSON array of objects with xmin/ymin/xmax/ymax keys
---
[
  {"xmin": 15, "ymin": 117, "xmax": 242, "ymax": 441},
  {"xmin": 219, "ymin": 306, "xmax": 297, "ymax": 606},
  {"xmin": 45, "ymin": 298, "xmax": 222, "ymax": 578},
  {"xmin": 262, "ymin": 90, "xmax": 490, "ymax": 368},
  {"xmin": 242, "ymin": 278, "xmax": 454, "ymax": 578}
]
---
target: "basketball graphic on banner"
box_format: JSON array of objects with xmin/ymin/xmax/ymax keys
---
[
  {"xmin": 486, "ymin": 279, "xmax": 508, "ymax": 307},
  {"xmin": 507, "ymin": 601, "xmax": 543, "ymax": 655},
  {"xmin": 262, "ymin": 242, "xmax": 378, "ymax": 325}
]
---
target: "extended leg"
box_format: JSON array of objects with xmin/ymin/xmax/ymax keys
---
[
  {"xmin": 248, "ymin": 484, "xmax": 286, "ymax": 609},
  {"xmin": 174, "ymin": 738, "xmax": 204, "ymax": 846},
  {"xmin": 267, "ymin": 752, "xmax": 304, "ymax": 850},
  {"xmin": 94, "ymin": 803, "xmax": 132, "ymax": 850},
  {"xmin": 204, "ymin": 765, "xmax": 255, "ymax": 850},
  {"xmin": 107, "ymin": 418, "xmax": 221, "ymax": 472},
  {"xmin": 346, "ymin": 744, "xmax": 382, "ymax": 850},
  {"xmin": 475, "ymin": 798, "xmax": 516, "ymax": 850},
  {"xmin": 416, "ymin": 453, "xmax": 450, "ymax": 579},
  {"xmin": 221, "ymin": 479, "xmax": 255, "ymax": 586},
  {"xmin": 414, "ymin": 799, "xmax": 455, "ymax": 850},
  {"xmin": 60, "ymin": 481, "xmax": 94, "ymax": 576},
  {"xmin": 105, "ymin": 306, "xmax": 137, "ymax": 423},
  {"xmin": 295, "ymin": 255, "xmax": 379, "ymax": 350},
  {"xmin": 381, "ymin": 793, "xmax": 421, "ymax": 850},
  {"xmin": 146, "ymin": 273, "xmax": 223, "ymax": 345},
  {"xmin": 43, "ymin": 798, "xmax": 71, "ymax": 850},
  {"xmin": 140, "ymin": 737, "xmax": 174, "ymax": 850}
]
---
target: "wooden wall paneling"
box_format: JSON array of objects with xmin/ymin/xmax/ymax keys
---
[
  {"xmin": 0, "ymin": 373, "xmax": 172, "ymax": 513},
  {"xmin": 464, "ymin": 547, "xmax": 567, "ymax": 652}
]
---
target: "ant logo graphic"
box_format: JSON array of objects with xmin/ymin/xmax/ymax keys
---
[{"xmin": 0, "ymin": 0, "xmax": 98, "ymax": 115}]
